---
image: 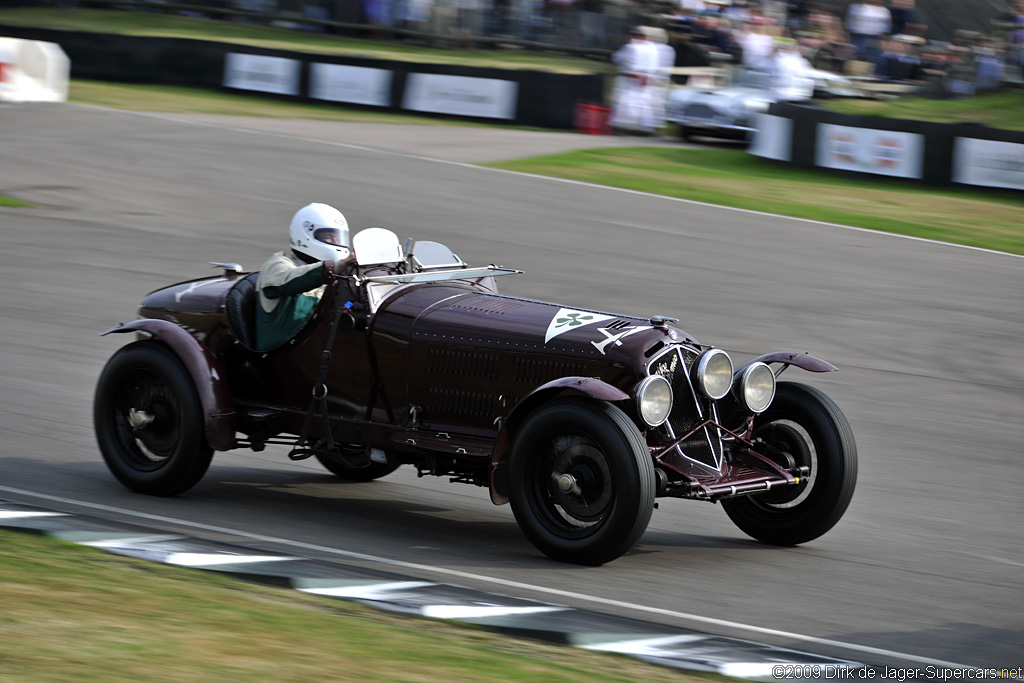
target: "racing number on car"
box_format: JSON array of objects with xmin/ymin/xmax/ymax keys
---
[{"xmin": 591, "ymin": 327, "xmax": 645, "ymax": 355}]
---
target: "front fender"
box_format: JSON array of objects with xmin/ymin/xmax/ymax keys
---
[
  {"xmin": 488, "ymin": 377, "xmax": 630, "ymax": 505},
  {"xmin": 735, "ymin": 351, "xmax": 838, "ymax": 377},
  {"xmin": 102, "ymin": 320, "xmax": 237, "ymax": 451}
]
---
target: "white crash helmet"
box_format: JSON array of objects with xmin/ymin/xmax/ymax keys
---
[{"xmin": 289, "ymin": 203, "xmax": 351, "ymax": 263}]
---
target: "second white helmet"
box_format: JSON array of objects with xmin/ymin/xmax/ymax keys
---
[{"xmin": 289, "ymin": 203, "xmax": 351, "ymax": 263}]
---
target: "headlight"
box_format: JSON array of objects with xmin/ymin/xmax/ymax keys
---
[
  {"xmin": 738, "ymin": 362, "xmax": 776, "ymax": 413},
  {"xmin": 695, "ymin": 349, "xmax": 733, "ymax": 400},
  {"xmin": 636, "ymin": 375, "xmax": 673, "ymax": 427}
]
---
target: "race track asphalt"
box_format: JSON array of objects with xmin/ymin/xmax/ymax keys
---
[{"xmin": 1, "ymin": 102, "xmax": 1021, "ymax": 670}]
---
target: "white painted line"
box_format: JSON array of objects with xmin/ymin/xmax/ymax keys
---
[
  {"xmin": 422, "ymin": 605, "xmax": 565, "ymax": 620},
  {"xmin": 300, "ymin": 581, "xmax": 434, "ymax": 598},
  {"xmin": 719, "ymin": 663, "xmax": 795, "ymax": 679},
  {"xmin": 166, "ymin": 553, "xmax": 296, "ymax": 567},
  {"xmin": 585, "ymin": 634, "xmax": 859, "ymax": 671},
  {"xmin": 82, "ymin": 535, "xmax": 186, "ymax": 547},
  {"xmin": 69, "ymin": 103, "xmax": 1024, "ymax": 261},
  {"xmin": 0, "ymin": 510, "xmax": 69, "ymax": 519},
  {"xmin": 583, "ymin": 634, "xmax": 712, "ymax": 654},
  {"xmin": 0, "ymin": 484, "xmax": 984, "ymax": 670}
]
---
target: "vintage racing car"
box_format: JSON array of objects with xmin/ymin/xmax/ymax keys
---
[
  {"xmin": 667, "ymin": 66, "xmax": 857, "ymax": 143},
  {"xmin": 94, "ymin": 228, "xmax": 857, "ymax": 565}
]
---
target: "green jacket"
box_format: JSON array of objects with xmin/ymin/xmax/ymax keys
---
[{"xmin": 255, "ymin": 251, "xmax": 326, "ymax": 351}]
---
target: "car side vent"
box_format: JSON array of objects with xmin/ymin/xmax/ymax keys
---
[
  {"xmin": 427, "ymin": 348, "xmax": 499, "ymax": 379},
  {"xmin": 605, "ymin": 320, "xmax": 632, "ymax": 330},
  {"xmin": 513, "ymin": 358, "xmax": 588, "ymax": 384},
  {"xmin": 644, "ymin": 341, "xmax": 665, "ymax": 358},
  {"xmin": 450, "ymin": 296, "xmax": 524, "ymax": 314},
  {"xmin": 427, "ymin": 388, "xmax": 500, "ymax": 418}
]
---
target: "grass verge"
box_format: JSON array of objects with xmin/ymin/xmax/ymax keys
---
[
  {"xmin": 0, "ymin": 195, "xmax": 32, "ymax": 207},
  {"xmin": 0, "ymin": 8, "xmax": 609, "ymax": 74},
  {"xmin": 0, "ymin": 530, "xmax": 710, "ymax": 683},
  {"xmin": 822, "ymin": 90, "xmax": 1024, "ymax": 132},
  {"xmin": 488, "ymin": 147, "xmax": 1024, "ymax": 255}
]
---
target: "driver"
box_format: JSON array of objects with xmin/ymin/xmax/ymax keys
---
[{"xmin": 255, "ymin": 203, "xmax": 354, "ymax": 351}]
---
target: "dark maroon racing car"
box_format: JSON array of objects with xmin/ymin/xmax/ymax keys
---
[{"xmin": 94, "ymin": 228, "xmax": 857, "ymax": 565}]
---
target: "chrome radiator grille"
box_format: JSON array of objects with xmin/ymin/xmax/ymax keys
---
[{"xmin": 648, "ymin": 347, "xmax": 724, "ymax": 470}]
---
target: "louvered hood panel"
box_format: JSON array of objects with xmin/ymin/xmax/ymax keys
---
[{"xmin": 400, "ymin": 290, "xmax": 673, "ymax": 435}]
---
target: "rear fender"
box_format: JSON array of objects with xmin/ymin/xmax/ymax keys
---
[
  {"xmin": 102, "ymin": 320, "xmax": 237, "ymax": 451},
  {"xmin": 488, "ymin": 377, "xmax": 630, "ymax": 505}
]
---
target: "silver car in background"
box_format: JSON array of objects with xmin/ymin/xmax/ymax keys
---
[
  {"xmin": 666, "ymin": 66, "xmax": 856, "ymax": 143},
  {"xmin": 667, "ymin": 67, "xmax": 778, "ymax": 143}
]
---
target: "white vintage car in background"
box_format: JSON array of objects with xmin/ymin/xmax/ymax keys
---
[{"xmin": 666, "ymin": 66, "xmax": 856, "ymax": 143}]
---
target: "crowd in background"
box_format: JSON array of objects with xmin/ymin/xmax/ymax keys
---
[
  {"xmin": 658, "ymin": 0, "xmax": 1022, "ymax": 97},
  {"xmin": 314, "ymin": 0, "xmax": 1024, "ymax": 95},
  {"xmin": 206, "ymin": 0, "xmax": 1024, "ymax": 96}
]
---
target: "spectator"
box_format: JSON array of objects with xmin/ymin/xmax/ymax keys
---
[
  {"xmin": 402, "ymin": 0, "xmax": 435, "ymax": 39},
  {"xmin": 770, "ymin": 37, "xmax": 815, "ymax": 101},
  {"xmin": 610, "ymin": 25, "xmax": 662, "ymax": 134},
  {"xmin": 875, "ymin": 36, "xmax": 923, "ymax": 81},
  {"xmin": 649, "ymin": 26, "xmax": 676, "ymax": 126},
  {"xmin": 724, "ymin": 0, "xmax": 752, "ymax": 25},
  {"xmin": 798, "ymin": 9, "xmax": 853, "ymax": 73},
  {"xmin": 998, "ymin": 0, "xmax": 1024, "ymax": 73},
  {"xmin": 846, "ymin": 0, "xmax": 891, "ymax": 62},
  {"xmin": 889, "ymin": 0, "xmax": 925, "ymax": 38},
  {"xmin": 690, "ymin": 14, "xmax": 741, "ymax": 62},
  {"xmin": 974, "ymin": 39, "xmax": 1005, "ymax": 91},
  {"xmin": 741, "ymin": 20, "xmax": 777, "ymax": 70},
  {"xmin": 580, "ymin": 0, "xmax": 604, "ymax": 49},
  {"xmin": 945, "ymin": 45, "xmax": 976, "ymax": 97}
]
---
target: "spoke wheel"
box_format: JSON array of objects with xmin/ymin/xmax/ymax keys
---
[
  {"xmin": 94, "ymin": 341, "xmax": 213, "ymax": 496},
  {"xmin": 722, "ymin": 382, "xmax": 857, "ymax": 545},
  {"xmin": 509, "ymin": 399, "xmax": 655, "ymax": 565}
]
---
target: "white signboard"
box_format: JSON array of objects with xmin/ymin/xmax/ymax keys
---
[
  {"xmin": 749, "ymin": 114, "xmax": 792, "ymax": 162},
  {"xmin": 816, "ymin": 124, "xmax": 923, "ymax": 179},
  {"xmin": 310, "ymin": 63, "xmax": 392, "ymax": 107},
  {"xmin": 403, "ymin": 73, "xmax": 518, "ymax": 120},
  {"xmin": 223, "ymin": 53, "xmax": 300, "ymax": 96},
  {"xmin": 953, "ymin": 138, "xmax": 1024, "ymax": 191}
]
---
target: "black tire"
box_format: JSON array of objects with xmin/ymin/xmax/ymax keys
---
[
  {"xmin": 93, "ymin": 341, "xmax": 214, "ymax": 496},
  {"xmin": 722, "ymin": 382, "xmax": 857, "ymax": 545},
  {"xmin": 678, "ymin": 125, "xmax": 695, "ymax": 142},
  {"xmin": 508, "ymin": 399, "xmax": 656, "ymax": 566},
  {"xmin": 315, "ymin": 449, "xmax": 400, "ymax": 481}
]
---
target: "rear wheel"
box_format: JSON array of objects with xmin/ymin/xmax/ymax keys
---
[
  {"xmin": 93, "ymin": 341, "xmax": 213, "ymax": 496},
  {"xmin": 509, "ymin": 399, "xmax": 655, "ymax": 565},
  {"xmin": 722, "ymin": 382, "xmax": 857, "ymax": 545}
]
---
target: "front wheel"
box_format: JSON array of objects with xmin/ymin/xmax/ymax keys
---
[
  {"xmin": 722, "ymin": 382, "xmax": 857, "ymax": 545},
  {"xmin": 93, "ymin": 341, "xmax": 213, "ymax": 496},
  {"xmin": 508, "ymin": 399, "xmax": 656, "ymax": 566}
]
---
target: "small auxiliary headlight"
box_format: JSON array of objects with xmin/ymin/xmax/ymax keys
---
[
  {"xmin": 739, "ymin": 362, "xmax": 776, "ymax": 414},
  {"xmin": 695, "ymin": 349, "xmax": 733, "ymax": 400},
  {"xmin": 636, "ymin": 375, "xmax": 673, "ymax": 428}
]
